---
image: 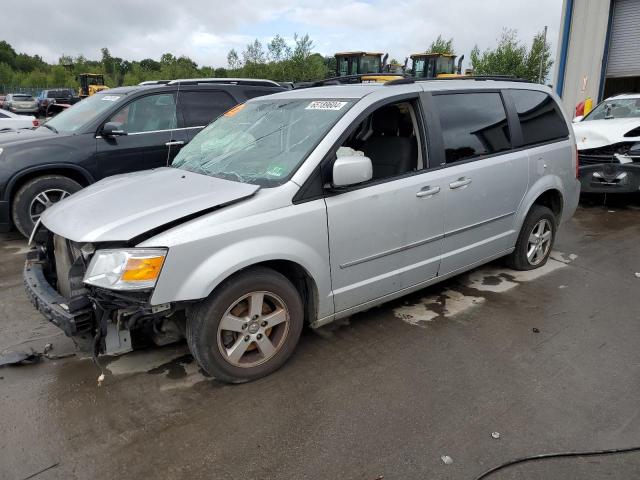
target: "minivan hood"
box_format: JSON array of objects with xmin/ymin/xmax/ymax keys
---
[
  {"xmin": 40, "ymin": 167, "xmax": 260, "ymax": 243},
  {"xmin": 573, "ymin": 117, "xmax": 640, "ymax": 150}
]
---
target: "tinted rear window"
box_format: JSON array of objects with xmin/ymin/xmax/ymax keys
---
[
  {"xmin": 15, "ymin": 95, "xmax": 35, "ymax": 101},
  {"xmin": 178, "ymin": 90, "xmax": 236, "ymax": 128},
  {"xmin": 48, "ymin": 90, "xmax": 70, "ymax": 98},
  {"xmin": 510, "ymin": 90, "xmax": 569, "ymax": 146},
  {"xmin": 434, "ymin": 92, "xmax": 512, "ymax": 164}
]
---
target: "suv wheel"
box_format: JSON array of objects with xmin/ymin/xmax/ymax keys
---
[
  {"xmin": 12, "ymin": 175, "xmax": 82, "ymax": 237},
  {"xmin": 506, "ymin": 205, "xmax": 556, "ymax": 271},
  {"xmin": 186, "ymin": 266, "xmax": 304, "ymax": 383}
]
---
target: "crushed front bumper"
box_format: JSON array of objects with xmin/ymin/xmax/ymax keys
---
[
  {"xmin": 578, "ymin": 163, "xmax": 640, "ymax": 194},
  {"xmin": 24, "ymin": 251, "xmax": 93, "ymax": 338}
]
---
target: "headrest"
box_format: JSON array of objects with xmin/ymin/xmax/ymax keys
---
[{"xmin": 371, "ymin": 106, "xmax": 399, "ymax": 135}]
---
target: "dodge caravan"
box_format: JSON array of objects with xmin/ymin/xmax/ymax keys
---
[{"xmin": 25, "ymin": 79, "xmax": 580, "ymax": 383}]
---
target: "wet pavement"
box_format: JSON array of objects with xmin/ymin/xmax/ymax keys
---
[{"xmin": 1, "ymin": 197, "xmax": 640, "ymax": 479}]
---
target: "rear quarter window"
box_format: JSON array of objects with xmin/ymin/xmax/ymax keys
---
[
  {"xmin": 509, "ymin": 89, "xmax": 569, "ymax": 146},
  {"xmin": 433, "ymin": 92, "xmax": 512, "ymax": 164},
  {"xmin": 177, "ymin": 90, "xmax": 236, "ymax": 128}
]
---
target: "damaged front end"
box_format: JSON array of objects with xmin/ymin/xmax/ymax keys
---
[
  {"xmin": 24, "ymin": 228, "xmax": 185, "ymax": 357},
  {"xmin": 578, "ymin": 142, "xmax": 640, "ymax": 193}
]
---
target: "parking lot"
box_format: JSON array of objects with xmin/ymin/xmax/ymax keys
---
[{"xmin": 1, "ymin": 197, "xmax": 639, "ymax": 480}]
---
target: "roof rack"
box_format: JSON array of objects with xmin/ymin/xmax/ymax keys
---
[
  {"xmin": 413, "ymin": 75, "xmax": 531, "ymax": 83},
  {"xmin": 293, "ymin": 73, "xmax": 534, "ymax": 89},
  {"xmin": 166, "ymin": 78, "xmax": 281, "ymax": 87},
  {"xmin": 138, "ymin": 80, "xmax": 170, "ymax": 85},
  {"xmin": 294, "ymin": 73, "xmax": 405, "ymax": 89}
]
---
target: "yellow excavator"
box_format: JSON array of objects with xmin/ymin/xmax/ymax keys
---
[
  {"xmin": 409, "ymin": 53, "xmax": 464, "ymax": 79},
  {"xmin": 334, "ymin": 51, "xmax": 403, "ymax": 83},
  {"xmin": 77, "ymin": 73, "xmax": 109, "ymax": 98}
]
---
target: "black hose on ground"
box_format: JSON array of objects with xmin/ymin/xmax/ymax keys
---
[{"xmin": 473, "ymin": 445, "xmax": 640, "ymax": 479}]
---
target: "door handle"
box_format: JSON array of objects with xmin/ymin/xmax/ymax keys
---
[
  {"xmin": 416, "ymin": 186, "xmax": 441, "ymax": 198},
  {"xmin": 449, "ymin": 177, "xmax": 472, "ymax": 189},
  {"xmin": 165, "ymin": 140, "xmax": 185, "ymax": 146}
]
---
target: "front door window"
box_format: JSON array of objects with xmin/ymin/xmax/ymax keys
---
[{"xmin": 108, "ymin": 94, "xmax": 177, "ymax": 134}]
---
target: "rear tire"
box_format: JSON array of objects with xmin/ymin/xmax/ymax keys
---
[
  {"xmin": 11, "ymin": 175, "xmax": 82, "ymax": 238},
  {"xmin": 505, "ymin": 205, "xmax": 556, "ymax": 271},
  {"xmin": 186, "ymin": 267, "xmax": 304, "ymax": 383}
]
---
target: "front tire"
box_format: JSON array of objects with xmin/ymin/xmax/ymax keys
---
[
  {"xmin": 186, "ymin": 267, "xmax": 304, "ymax": 383},
  {"xmin": 505, "ymin": 205, "xmax": 556, "ymax": 271},
  {"xmin": 12, "ymin": 175, "xmax": 82, "ymax": 238},
  {"xmin": 11, "ymin": 175, "xmax": 82, "ymax": 238}
]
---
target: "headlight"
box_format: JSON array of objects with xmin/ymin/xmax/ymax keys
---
[{"xmin": 83, "ymin": 248, "xmax": 167, "ymax": 290}]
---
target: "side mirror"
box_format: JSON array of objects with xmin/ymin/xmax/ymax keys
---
[
  {"xmin": 572, "ymin": 116, "xmax": 584, "ymax": 123},
  {"xmin": 102, "ymin": 122, "xmax": 127, "ymax": 137},
  {"xmin": 332, "ymin": 155, "xmax": 373, "ymax": 187}
]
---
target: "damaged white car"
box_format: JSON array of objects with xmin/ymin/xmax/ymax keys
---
[{"xmin": 573, "ymin": 93, "xmax": 640, "ymax": 193}]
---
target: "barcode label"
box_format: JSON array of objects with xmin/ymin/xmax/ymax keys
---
[{"xmin": 306, "ymin": 101, "xmax": 347, "ymax": 111}]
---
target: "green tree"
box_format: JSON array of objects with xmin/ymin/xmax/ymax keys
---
[
  {"xmin": 429, "ymin": 35, "xmax": 454, "ymax": 54},
  {"xmin": 470, "ymin": 29, "xmax": 552, "ymax": 82},
  {"xmin": 227, "ymin": 49, "xmax": 242, "ymax": 70},
  {"xmin": 267, "ymin": 34, "xmax": 291, "ymax": 62},
  {"xmin": 525, "ymin": 31, "xmax": 553, "ymax": 82},
  {"xmin": 139, "ymin": 58, "xmax": 161, "ymax": 71},
  {"xmin": 0, "ymin": 41, "xmax": 17, "ymax": 67}
]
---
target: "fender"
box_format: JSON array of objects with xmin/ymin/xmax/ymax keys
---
[
  {"xmin": 3, "ymin": 163, "xmax": 95, "ymax": 201},
  {"xmin": 514, "ymin": 174, "xmax": 564, "ymax": 230},
  {"xmin": 150, "ymin": 235, "xmax": 333, "ymax": 320}
]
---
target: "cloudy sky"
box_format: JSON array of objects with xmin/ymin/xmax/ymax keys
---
[{"xmin": 5, "ymin": 0, "xmax": 563, "ymax": 71}]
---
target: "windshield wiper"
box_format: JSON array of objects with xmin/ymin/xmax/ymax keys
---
[{"xmin": 42, "ymin": 123, "xmax": 58, "ymax": 134}]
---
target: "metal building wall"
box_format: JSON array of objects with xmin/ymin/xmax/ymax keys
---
[
  {"xmin": 554, "ymin": 0, "xmax": 611, "ymax": 113},
  {"xmin": 606, "ymin": 0, "xmax": 640, "ymax": 77}
]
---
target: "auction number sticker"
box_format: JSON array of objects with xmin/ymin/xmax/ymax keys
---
[
  {"xmin": 101, "ymin": 95, "xmax": 121, "ymax": 102},
  {"xmin": 306, "ymin": 101, "xmax": 347, "ymax": 111}
]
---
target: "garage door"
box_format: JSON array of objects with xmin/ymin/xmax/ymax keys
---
[{"xmin": 606, "ymin": 0, "xmax": 640, "ymax": 77}]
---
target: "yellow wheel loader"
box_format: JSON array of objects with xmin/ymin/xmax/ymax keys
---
[
  {"xmin": 78, "ymin": 74, "xmax": 109, "ymax": 98},
  {"xmin": 409, "ymin": 53, "xmax": 465, "ymax": 79}
]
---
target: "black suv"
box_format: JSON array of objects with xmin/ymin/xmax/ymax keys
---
[{"xmin": 0, "ymin": 79, "xmax": 284, "ymax": 236}]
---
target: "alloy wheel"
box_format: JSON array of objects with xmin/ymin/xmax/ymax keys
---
[
  {"xmin": 29, "ymin": 188, "xmax": 70, "ymax": 223},
  {"xmin": 526, "ymin": 218, "xmax": 552, "ymax": 266},
  {"xmin": 216, "ymin": 291, "xmax": 290, "ymax": 368}
]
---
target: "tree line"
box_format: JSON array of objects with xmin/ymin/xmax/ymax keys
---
[{"xmin": 0, "ymin": 28, "xmax": 552, "ymax": 92}]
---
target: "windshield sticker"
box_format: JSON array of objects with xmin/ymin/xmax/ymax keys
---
[
  {"xmin": 265, "ymin": 165, "xmax": 286, "ymax": 177},
  {"xmin": 306, "ymin": 101, "xmax": 348, "ymax": 111},
  {"xmin": 101, "ymin": 95, "xmax": 121, "ymax": 102}
]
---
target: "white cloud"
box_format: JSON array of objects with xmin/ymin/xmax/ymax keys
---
[{"xmin": 2, "ymin": 0, "xmax": 562, "ymax": 71}]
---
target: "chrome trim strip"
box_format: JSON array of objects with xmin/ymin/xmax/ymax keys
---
[
  {"xmin": 444, "ymin": 211, "xmax": 515, "ymax": 238},
  {"xmin": 127, "ymin": 126, "xmax": 204, "ymax": 136},
  {"xmin": 339, "ymin": 233, "xmax": 445, "ymax": 269}
]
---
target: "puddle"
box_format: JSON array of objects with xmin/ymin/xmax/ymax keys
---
[
  {"xmin": 465, "ymin": 257, "xmax": 568, "ymax": 293},
  {"xmin": 2, "ymin": 239, "xmax": 32, "ymax": 255},
  {"xmin": 104, "ymin": 345, "xmax": 208, "ymax": 389},
  {"xmin": 106, "ymin": 345, "xmax": 190, "ymax": 376},
  {"xmin": 394, "ymin": 250, "xmax": 575, "ymax": 327},
  {"xmin": 159, "ymin": 362, "xmax": 207, "ymax": 391},
  {"xmin": 147, "ymin": 354, "xmax": 193, "ymax": 379},
  {"xmin": 393, "ymin": 289, "xmax": 485, "ymax": 327}
]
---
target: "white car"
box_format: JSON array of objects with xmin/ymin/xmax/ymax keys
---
[
  {"xmin": 0, "ymin": 109, "xmax": 39, "ymax": 132},
  {"xmin": 573, "ymin": 93, "xmax": 640, "ymax": 193}
]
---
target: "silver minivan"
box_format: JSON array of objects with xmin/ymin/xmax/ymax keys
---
[{"xmin": 25, "ymin": 79, "xmax": 580, "ymax": 382}]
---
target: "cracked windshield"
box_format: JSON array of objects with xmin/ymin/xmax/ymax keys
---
[{"xmin": 171, "ymin": 99, "xmax": 353, "ymax": 186}]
